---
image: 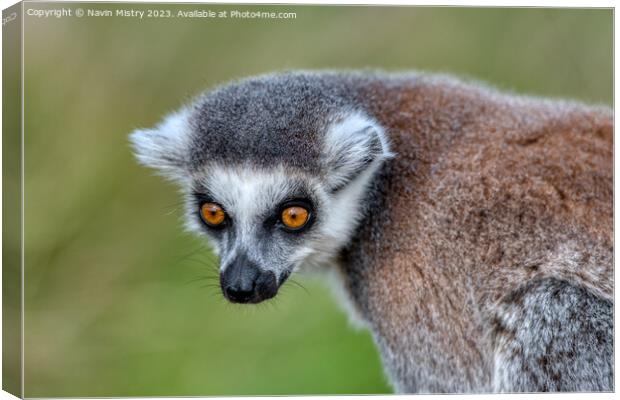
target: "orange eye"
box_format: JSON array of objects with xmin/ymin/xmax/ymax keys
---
[
  {"xmin": 200, "ymin": 203, "xmax": 226, "ymax": 227},
  {"xmin": 281, "ymin": 206, "xmax": 310, "ymax": 230}
]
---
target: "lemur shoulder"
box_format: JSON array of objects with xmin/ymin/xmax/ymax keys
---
[{"xmin": 131, "ymin": 71, "xmax": 613, "ymax": 393}]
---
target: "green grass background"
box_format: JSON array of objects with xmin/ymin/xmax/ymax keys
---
[{"xmin": 19, "ymin": 3, "xmax": 611, "ymax": 397}]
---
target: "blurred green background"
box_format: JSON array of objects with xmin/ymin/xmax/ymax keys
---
[{"xmin": 18, "ymin": 3, "xmax": 611, "ymax": 397}]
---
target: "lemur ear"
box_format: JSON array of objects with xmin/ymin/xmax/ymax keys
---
[
  {"xmin": 129, "ymin": 108, "xmax": 192, "ymax": 182},
  {"xmin": 322, "ymin": 111, "xmax": 393, "ymax": 191}
]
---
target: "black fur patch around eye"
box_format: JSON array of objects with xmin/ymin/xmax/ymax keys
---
[
  {"xmin": 192, "ymin": 190, "xmax": 231, "ymax": 232},
  {"xmin": 276, "ymin": 198, "xmax": 316, "ymax": 233}
]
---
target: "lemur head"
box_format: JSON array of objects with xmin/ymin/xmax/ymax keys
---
[{"xmin": 131, "ymin": 72, "xmax": 392, "ymax": 304}]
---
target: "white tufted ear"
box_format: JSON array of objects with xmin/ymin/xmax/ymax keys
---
[
  {"xmin": 129, "ymin": 108, "xmax": 192, "ymax": 182},
  {"xmin": 322, "ymin": 111, "xmax": 393, "ymax": 191}
]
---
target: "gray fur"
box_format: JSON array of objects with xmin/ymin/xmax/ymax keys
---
[
  {"xmin": 187, "ymin": 72, "xmax": 358, "ymax": 173},
  {"xmin": 492, "ymin": 278, "xmax": 612, "ymax": 392},
  {"xmin": 130, "ymin": 70, "xmax": 613, "ymax": 393}
]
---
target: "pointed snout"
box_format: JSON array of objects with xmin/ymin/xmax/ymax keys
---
[{"xmin": 220, "ymin": 253, "xmax": 278, "ymax": 303}]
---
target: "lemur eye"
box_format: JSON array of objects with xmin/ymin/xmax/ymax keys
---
[
  {"xmin": 281, "ymin": 206, "xmax": 309, "ymax": 230},
  {"xmin": 200, "ymin": 202, "xmax": 226, "ymax": 227}
]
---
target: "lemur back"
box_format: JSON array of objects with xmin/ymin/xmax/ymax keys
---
[
  {"xmin": 340, "ymin": 75, "xmax": 613, "ymax": 392},
  {"xmin": 131, "ymin": 71, "xmax": 613, "ymax": 393}
]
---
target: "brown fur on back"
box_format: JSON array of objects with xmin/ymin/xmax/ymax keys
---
[{"xmin": 340, "ymin": 76, "xmax": 612, "ymax": 392}]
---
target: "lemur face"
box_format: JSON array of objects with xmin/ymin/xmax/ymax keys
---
[
  {"xmin": 130, "ymin": 73, "xmax": 392, "ymax": 303},
  {"xmin": 186, "ymin": 166, "xmax": 325, "ymax": 303}
]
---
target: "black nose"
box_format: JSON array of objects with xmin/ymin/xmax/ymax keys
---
[
  {"xmin": 220, "ymin": 253, "xmax": 278, "ymax": 304},
  {"xmin": 224, "ymin": 267, "xmax": 257, "ymax": 303},
  {"xmin": 225, "ymin": 285, "xmax": 254, "ymax": 303}
]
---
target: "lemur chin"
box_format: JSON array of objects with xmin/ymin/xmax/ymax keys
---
[{"xmin": 130, "ymin": 71, "xmax": 613, "ymax": 393}]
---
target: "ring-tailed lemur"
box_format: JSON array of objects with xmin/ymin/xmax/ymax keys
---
[{"xmin": 130, "ymin": 71, "xmax": 613, "ymax": 393}]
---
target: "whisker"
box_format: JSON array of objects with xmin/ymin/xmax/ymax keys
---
[
  {"xmin": 175, "ymin": 245, "xmax": 211, "ymax": 264},
  {"xmin": 181, "ymin": 257, "xmax": 218, "ymax": 269},
  {"xmin": 161, "ymin": 199, "xmax": 186, "ymax": 212},
  {"xmin": 200, "ymin": 283, "xmax": 221, "ymax": 289},
  {"xmin": 185, "ymin": 275, "xmax": 219, "ymax": 285},
  {"xmin": 288, "ymin": 278, "xmax": 310, "ymax": 295}
]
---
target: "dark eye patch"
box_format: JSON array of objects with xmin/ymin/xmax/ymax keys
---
[
  {"xmin": 192, "ymin": 187, "xmax": 216, "ymax": 204},
  {"xmin": 191, "ymin": 176, "xmax": 320, "ymax": 235},
  {"xmin": 279, "ymin": 199, "xmax": 314, "ymax": 232},
  {"xmin": 191, "ymin": 189, "xmax": 232, "ymax": 232},
  {"xmin": 261, "ymin": 197, "xmax": 316, "ymax": 234}
]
